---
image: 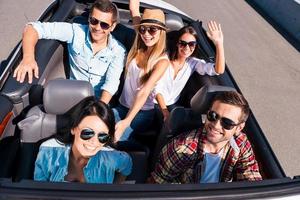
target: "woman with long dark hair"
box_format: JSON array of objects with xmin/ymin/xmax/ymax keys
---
[
  {"xmin": 34, "ymin": 96, "xmax": 132, "ymax": 183},
  {"xmin": 155, "ymin": 21, "xmax": 225, "ymax": 121}
]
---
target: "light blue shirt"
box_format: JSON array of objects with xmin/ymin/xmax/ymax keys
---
[
  {"xmin": 200, "ymin": 152, "xmax": 222, "ymax": 183},
  {"xmin": 34, "ymin": 138, "xmax": 132, "ymax": 183},
  {"xmin": 30, "ymin": 22, "xmax": 126, "ymax": 98}
]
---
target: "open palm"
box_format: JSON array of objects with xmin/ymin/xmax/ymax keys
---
[{"xmin": 206, "ymin": 21, "xmax": 224, "ymax": 46}]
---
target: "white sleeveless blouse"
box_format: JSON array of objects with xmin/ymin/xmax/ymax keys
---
[{"xmin": 119, "ymin": 56, "xmax": 168, "ymax": 110}]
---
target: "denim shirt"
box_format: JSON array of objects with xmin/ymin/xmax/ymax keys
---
[
  {"xmin": 30, "ymin": 22, "xmax": 126, "ymax": 98},
  {"xmin": 34, "ymin": 138, "xmax": 132, "ymax": 183}
]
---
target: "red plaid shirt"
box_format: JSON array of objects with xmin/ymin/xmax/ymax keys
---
[{"xmin": 150, "ymin": 127, "xmax": 262, "ymax": 183}]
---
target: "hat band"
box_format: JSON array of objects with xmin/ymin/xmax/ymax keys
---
[{"xmin": 140, "ymin": 19, "xmax": 166, "ymax": 28}]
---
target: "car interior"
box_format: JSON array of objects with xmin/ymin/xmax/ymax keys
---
[{"xmin": 0, "ymin": 0, "xmax": 286, "ymax": 187}]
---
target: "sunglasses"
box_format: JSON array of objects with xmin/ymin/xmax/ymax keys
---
[
  {"xmin": 138, "ymin": 25, "xmax": 161, "ymax": 36},
  {"xmin": 206, "ymin": 110, "xmax": 242, "ymax": 130},
  {"xmin": 80, "ymin": 128, "xmax": 111, "ymax": 144},
  {"xmin": 178, "ymin": 40, "xmax": 197, "ymax": 48},
  {"xmin": 89, "ymin": 17, "xmax": 111, "ymax": 30}
]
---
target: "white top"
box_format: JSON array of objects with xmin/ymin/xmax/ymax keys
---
[
  {"xmin": 154, "ymin": 57, "xmax": 218, "ymax": 105},
  {"xmin": 119, "ymin": 56, "xmax": 168, "ymax": 110},
  {"xmin": 200, "ymin": 148, "xmax": 224, "ymax": 183}
]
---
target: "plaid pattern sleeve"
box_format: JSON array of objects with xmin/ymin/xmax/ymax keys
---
[
  {"xmin": 221, "ymin": 133, "xmax": 262, "ymax": 182},
  {"xmin": 150, "ymin": 129, "xmax": 201, "ymax": 183},
  {"xmin": 232, "ymin": 133, "xmax": 262, "ymax": 181}
]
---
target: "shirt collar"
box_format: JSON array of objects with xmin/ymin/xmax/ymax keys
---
[{"xmin": 201, "ymin": 127, "xmax": 240, "ymax": 156}]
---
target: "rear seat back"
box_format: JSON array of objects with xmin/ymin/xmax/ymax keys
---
[{"xmin": 18, "ymin": 79, "xmax": 94, "ymax": 144}]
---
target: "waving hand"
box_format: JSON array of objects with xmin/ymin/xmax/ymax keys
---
[{"xmin": 206, "ymin": 20, "xmax": 224, "ymax": 46}]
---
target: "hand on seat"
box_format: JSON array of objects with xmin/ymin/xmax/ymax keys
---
[{"xmin": 13, "ymin": 57, "xmax": 39, "ymax": 84}]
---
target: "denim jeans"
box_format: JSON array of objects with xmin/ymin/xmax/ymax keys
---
[{"xmin": 113, "ymin": 104, "xmax": 155, "ymax": 141}]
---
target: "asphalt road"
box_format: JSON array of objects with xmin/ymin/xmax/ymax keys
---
[
  {"xmin": 0, "ymin": 0, "xmax": 299, "ymax": 177},
  {"xmin": 0, "ymin": 0, "xmax": 54, "ymax": 67}
]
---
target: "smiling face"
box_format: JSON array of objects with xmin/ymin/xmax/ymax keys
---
[
  {"xmin": 139, "ymin": 25, "xmax": 162, "ymax": 47},
  {"xmin": 71, "ymin": 115, "xmax": 109, "ymax": 159},
  {"xmin": 177, "ymin": 33, "xmax": 197, "ymax": 59},
  {"xmin": 89, "ymin": 8, "xmax": 115, "ymax": 44},
  {"xmin": 204, "ymin": 100, "xmax": 245, "ymax": 148}
]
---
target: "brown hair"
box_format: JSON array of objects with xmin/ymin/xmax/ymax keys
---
[
  {"xmin": 213, "ymin": 91, "xmax": 250, "ymax": 122},
  {"xmin": 89, "ymin": 0, "xmax": 118, "ymax": 23},
  {"xmin": 56, "ymin": 96, "xmax": 115, "ymax": 144},
  {"xmin": 170, "ymin": 26, "xmax": 200, "ymax": 61}
]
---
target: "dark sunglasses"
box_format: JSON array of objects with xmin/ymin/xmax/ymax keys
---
[
  {"xmin": 206, "ymin": 110, "xmax": 242, "ymax": 130},
  {"xmin": 89, "ymin": 17, "xmax": 111, "ymax": 30},
  {"xmin": 138, "ymin": 25, "xmax": 161, "ymax": 36},
  {"xmin": 80, "ymin": 128, "xmax": 111, "ymax": 144},
  {"xmin": 178, "ymin": 40, "xmax": 197, "ymax": 48}
]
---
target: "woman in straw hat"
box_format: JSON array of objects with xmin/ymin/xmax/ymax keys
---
[{"xmin": 113, "ymin": 0, "xmax": 169, "ymax": 142}]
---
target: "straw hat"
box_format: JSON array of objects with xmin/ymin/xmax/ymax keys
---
[{"xmin": 135, "ymin": 9, "xmax": 167, "ymax": 30}]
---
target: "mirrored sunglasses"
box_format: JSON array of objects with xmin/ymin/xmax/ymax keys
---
[
  {"xmin": 80, "ymin": 128, "xmax": 111, "ymax": 144},
  {"xmin": 206, "ymin": 110, "xmax": 242, "ymax": 130},
  {"xmin": 178, "ymin": 40, "xmax": 197, "ymax": 48},
  {"xmin": 138, "ymin": 25, "xmax": 161, "ymax": 36},
  {"xmin": 89, "ymin": 17, "xmax": 111, "ymax": 30}
]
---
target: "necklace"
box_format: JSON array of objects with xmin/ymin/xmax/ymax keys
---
[{"xmin": 171, "ymin": 59, "xmax": 186, "ymax": 79}]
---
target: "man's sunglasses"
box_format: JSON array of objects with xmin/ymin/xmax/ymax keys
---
[
  {"xmin": 138, "ymin": 25, "xmax": 161, "ymax": 36},
  {"xmin": 89, "ymin": 17, "xmax": 111, "ymax": 30},
  {"xmin": 206, "ymin": 110, "xmax": 242, "ymax": 130},
  {"xmin": 178, "ymin": 40, "xmax": 197, "ymax": 48},
  {"xmin": 80, "ymin": 128, "xmax": 111, "ymax": 144}
]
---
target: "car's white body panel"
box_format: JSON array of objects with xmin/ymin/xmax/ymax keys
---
[{"xmin": 140, "ymin": 0, "xmax": 190, "ymax": 17}]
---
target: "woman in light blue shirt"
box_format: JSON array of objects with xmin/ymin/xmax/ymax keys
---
[{"xmin": 34, "ymin": 96, "xmax": 132, "ymax": 183}]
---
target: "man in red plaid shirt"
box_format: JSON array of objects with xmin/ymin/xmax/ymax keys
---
[{"xmin": 149, "ymin": 91, "xmax": 262, "ymax": 183}]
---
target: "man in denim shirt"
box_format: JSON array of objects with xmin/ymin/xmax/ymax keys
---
[{"xmin": 13, "ymin": 0, "xmax": 126, "ymax": 103}]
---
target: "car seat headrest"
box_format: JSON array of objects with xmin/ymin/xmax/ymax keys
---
[
  {"xmin": 165, "ymin": 13, "xmax": 184, "ymax": 31},
  {"xmin": 43, "ymin": 79, "xmax": 94, "ymax": 114},
  {"xmin": 168, "ymin": 107, "xmax": 202, "ymax": 134},
  {"xmin": 190, "ymin": 84, "xmax": 236, "ymax": 114}
]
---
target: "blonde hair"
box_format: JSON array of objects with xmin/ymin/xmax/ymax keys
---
[{"xmin": 126, "ymin": 30, "xmax": 167, "ymax": 85}]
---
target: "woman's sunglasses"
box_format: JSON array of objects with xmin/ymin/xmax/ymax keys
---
[
  {"xmin": 89, "ymin": 17, "xmax": 111, "ymax": 30},
  {"xmin": 80, "ymin": 128, "xmax": 111, "ymax": 144},
  {"xmin": 138, "ymin": 25, "xmax": 161, "ymax": 36},
  {"xmin": 206, "ymin": 110, "xmax": 242, "ymax": 130},
  {"xmin": 178, "ymin": 40, "xmax": 197, "ymax": 49}
]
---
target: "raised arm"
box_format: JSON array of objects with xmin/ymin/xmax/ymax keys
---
[
  {"xmin": 206, "ymin": 21, "xmax": 225, "ymax": 74},
  {"xmin": 13, "ymin": 25, "xmax": 39, "ymax": 83},
  {"xmin": 114, "ymin": 59, "xmax": 169, "ymax": 142},
  {"xmin": 129, "ymin": 0, "xmax": 141, "ymax": 26}
]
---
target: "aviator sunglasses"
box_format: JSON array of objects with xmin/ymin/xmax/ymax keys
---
[
  {"xmin": 89, "ymin": 17, "xmax": 111, "ymax": 30},
  {"xmin": 206, "ymin": 110, "xmax": 242, "ymax": 130},
  {"xmin": 178, "ymin": 40, "xmax": 197, "ymax": 48},
  {"xmin": 80, "ymin": 128, "xmax": 111, "ymax": 144},
  {"xmin": 138, "ymin": 25, "xmax": 161, "ymax": 36}
]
